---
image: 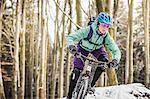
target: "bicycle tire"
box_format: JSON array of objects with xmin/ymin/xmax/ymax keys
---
[{"xmin": 76, "ymin": 77, "xmax": 89, "ymax": 99}]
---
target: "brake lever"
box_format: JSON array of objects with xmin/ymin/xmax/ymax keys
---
[{"xmin": 75, "ymin": 52, "xmax": 85, "ymax": 63}]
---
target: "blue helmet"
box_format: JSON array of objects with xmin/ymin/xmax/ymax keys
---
[{"xmin": 97, "ymin": 12, "xmax": 112, "ymax": 25}]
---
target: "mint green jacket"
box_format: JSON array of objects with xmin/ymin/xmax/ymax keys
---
[{"xmin": 66, "ymin": 21, "xmax": 121, "ymax": 62}]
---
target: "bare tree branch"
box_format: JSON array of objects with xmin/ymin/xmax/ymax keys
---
[
  {"xmin": 78, "ymin": 1, "xmax": 89, "ymax": 18},
  {"xmin": 1, "ymin": 32, "xmax": 14, "ymax": 58},
  {"xmin": 47, "ymin": 0, "xmax": 55, "ymax": 22},
  {"xmin": 53, "ymin": 0, "xmax": 81, "ymax": 29},
  {"xmin": 1, "ymin": 43, "xmax": 15, "ymax": 49}
]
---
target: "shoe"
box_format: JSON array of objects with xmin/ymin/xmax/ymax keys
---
[
  {"xmin": 88, "ymin": 87, "xmax": 95, "ymax": 94},
  {"xmin": 66, "ymin": 96, "xmax": 72, "ymax": 99}
]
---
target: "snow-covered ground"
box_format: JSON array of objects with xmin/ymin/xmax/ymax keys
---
[
  {"xmin": 86, "ymin": 83, "xmax": 150, "ymax": 99},
  {"xmin": 64, "ymin": 83, "xmax": 150, "ymax": 99}
]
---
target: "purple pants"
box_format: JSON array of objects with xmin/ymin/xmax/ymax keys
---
[{"xmin": 73, "ymin": 45, "xmax": 108, "ymax": 70}]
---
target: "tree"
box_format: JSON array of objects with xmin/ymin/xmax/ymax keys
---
[
  {"xmin": 113, "ymin": 0, "xmax": 120, "ymax": 40},
  {"xmin": 0, "ymin": 1, "xmax": 6, "ymax": 99},
  {"xmin": 65, "ymin": 0, "xmax": 72, "ymax": 96},
  {"xmin": 126, "ymin": 0, "xmax": 134, "ymax": 84},
  {"xmin": 76, "ymin": 0, "xmax": 82, "ymax": 28},
  {"xmin": 96, "ymin": 0, "xmax": 105, "ymax": 12},
  {"xmin": 58, "ymin": 0, "xmax": 67, "ymax": 98},
  {"xmin": 50, "ymin": 0, "xmax": 59, "ymax": 98},
  {"xmin": 29, "ymin": 1, "xmax": 35, "ymax": 98},
  {"xmin": 13, "ymin": 0, "xmax": 22, "ymax": 98},
  {"xmin": 104, "ymin": 0, "xmax": 119, "ymax": 86},
  {"xmin": 143, "ymin": 0, "xmax": 149, "ymax": 86},
  {"xmin": 39, "ymin": 0, "xmax": 47, "ymax": 98},
  {"xmin": 34, "ymin": 0, "xmax": 42, "ymax": 99},
  {"xmin": 18, "ymin": 0, "xmax": 26, "ymax": 99}
]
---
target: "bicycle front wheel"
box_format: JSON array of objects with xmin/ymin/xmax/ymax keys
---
[{"xmin": 76, "ymin": 77, "xmax": 89, "ymax": 99}]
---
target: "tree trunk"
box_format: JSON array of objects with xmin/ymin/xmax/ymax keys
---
[
  {"xmin": 126, "ymin": 0, "xmax": 134, "ymax": 84},
  {"xmin": 46, "ymin": 39, "xmax": 52, "ymax": 99},
  {"xmin": 13, "ymin": 0, "xmax": 22, "ymax": 98},
  {"xmin": 46, "ymin": 11, "xmax": 52, "ymax": 98},
  {"xmin": 96, "ymin": 73, "xmax": 104, "ymax": 87},
  {"xmin": 105, "ymin": 0, "xmax": 111, "ymax": 13},
  {"xmin": 39, "ymin": 0, "xmax": 47, "ymax": 98},
  {"xmin": 34, "ymin": 0, "xmax": 42, "ymax": 99},
  {"xmin": 76, "ymin": 0, "xmax": 82, "ymax": 28},
  {"xmin": 51, "ymin": 40, "xmax": 57, "ymax": 99},
  {"xmin": 50, "ymin": 0, "xmax": 60, "ymax": 98},
  {"xmin": 29, "ymin": 0, "xmax": 35, "ymax": 98},
  {"xmin": 45, "ymin": 36, "xmax": 48, "ymax": 99},
  {"xmin": 65, "ymin": 0, "xmax": 72, "ymax": 96},
  {"xmin": 96, "ymin": 0, "xmax": 105, "ymax": 13},
  {"xmin": 18, "ymin": 0, "xmax": 26, "ymax": 99},
  {"xmin": 44, "ymin": 1, "xmax": 48, "ymax": 97},
  {"xmin": 0, "ymin": 67, "xmax": 6, "ymax": 99},
  {"xmin": 95, "ymin": 0, "xmax": 106, "ymax": 87},
  {"xmin": 143, "ymin": 0, "xmax": 149, "ymax": 86},
  {"xmin": 113, "ymin": 0, "xmax": 120, "ymax": 41},
  {"xmin": 105, "ymin": 0, "xmax": 118, "ymax": 86},
  {"xmin": 58, "ymin": 0, "xmax": 67, "ymax": 98},
  {"xmin": 0, "ymin": 1, "xmax": 6, "ymax": 99}
]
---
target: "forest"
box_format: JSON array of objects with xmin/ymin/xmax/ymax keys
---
[{"xmin": 0, "ymin": 0, "xmax": 149, "ymax": 99}]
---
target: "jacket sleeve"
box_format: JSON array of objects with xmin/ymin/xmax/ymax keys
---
[
  {"xmin": 104, "ymin": 33, "xmax": 121, "ymax": 62},
  {"xmin": 66, "ymin": 26, "xmax": 90, "ymax": 47}
]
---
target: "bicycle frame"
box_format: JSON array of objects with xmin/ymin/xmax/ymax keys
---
[{"xmin": 72, "ymin": 52, "xmax": 109, "ymax": 99}]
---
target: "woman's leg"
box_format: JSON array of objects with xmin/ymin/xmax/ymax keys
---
[
  {"xmin": 91, "ymin": 46, "xmax": 108, "ymax": 87},
  {"xmin": 67, "ymin": 45, "xmax": 89, "ymax": 98}
]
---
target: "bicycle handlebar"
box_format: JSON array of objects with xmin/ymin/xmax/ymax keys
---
[{"xmin": 75, "ymin": 52, "xmax": 109, "ymax": 65}]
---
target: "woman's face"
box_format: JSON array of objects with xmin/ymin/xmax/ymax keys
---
[{"xmin": 98, "ymin": 22, "xmax": 110, "ymax": 34}]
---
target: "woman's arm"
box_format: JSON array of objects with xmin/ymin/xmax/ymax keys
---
[
  {"xmin": 66, "ymin": 26, "xmax": 90, "ymax": 47},
  {"xmin": 104, "ymin": 33, "xmax": 121, "ymax": 62}
]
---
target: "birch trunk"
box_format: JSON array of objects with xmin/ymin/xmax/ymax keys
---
[
  {"xmin": 95, "ymin": 0, "xmax": 105, "ymax": 87},
  {"xmin": 143, "ymin": 0, "xmax": 149, "ymax": 86},
  {"xmin": 96, "ymin": 0, "xmax": 105, "ymax": 12},
  {"xmin": 51, "ymin": 0, "xmax": 59, "ymax": 98},
  {"xmin": 18, "ymin": 0, "xmax": 26, "ymax": 98},
  {"xmin": 0, "ymin": 67, "xmax": 5, "ymax": 99},
  {"xmin": 39, "ymin": 0, "xmax": 47, "ymax": 98},
  {"xmin": 76, "ymin": 0, "xmax": 82, "ymax": 28},
  {"xmin": 13, "ymin": 0, "xmax": 22, "ymax": 98},
  {"xmin": 105, "ymin": 0, "xmax": 118, "ymax": 86},
  {"xmin": 65, "ymin": 0, "xmax": 72, "ymax": 96},
  {"xmin": 126, "ymin": 0, "xmax": 134, "ymax": 84},
  {"xmin": 29, "ymin": 0, "xmax": 35, "ymax": 98},
  {"xmin": 58, "ymin": 0, "xmax": 67, "ymax": 98},
  {"xmin": 113, "ymin": 0, "xmax": 120, "ymax": 41},
  {"xmin": 0, "ymin": 1, "xmax": 6, "ymax": 99},
  {"xmin": 34, "ymin": 0, "xmax": 42, "ymax": 98}
]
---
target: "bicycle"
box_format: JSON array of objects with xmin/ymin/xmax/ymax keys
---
[{"xmin": 71, "ymin": 52, "xmax": 109, "ymax": 99}]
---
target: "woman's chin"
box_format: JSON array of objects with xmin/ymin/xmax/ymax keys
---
[{"xmin": 101, "ymin": 30, "xmax": 106, "ymax": 34}]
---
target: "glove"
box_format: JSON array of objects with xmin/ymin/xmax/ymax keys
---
[
  {"xmin": 68, "ymin": 45, "xmax": 77, "ymax": 55},
  {"xmin": 108, "ymin": 59, "xmax": 119, "ymax": 69},
  {"xmin": 98, "ymin": 55, "xmax": 109, "ymax": 62},
  {"xmin": 98, "ymin": 63, "xmax": 107, "ymax": 70}
]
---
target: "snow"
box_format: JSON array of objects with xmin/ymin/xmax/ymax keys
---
[
  {"xmin": 64, "ymin": 83, "xmax": 150, "ymax": 99},
  {"xmin": 86, "ymin": 83, "xmax": 150, "ymax": 99}
]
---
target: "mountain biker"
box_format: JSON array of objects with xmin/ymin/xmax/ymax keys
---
[{"xmin": 66, "ymin": 12, "xmax": 121, "ymax": 99}]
